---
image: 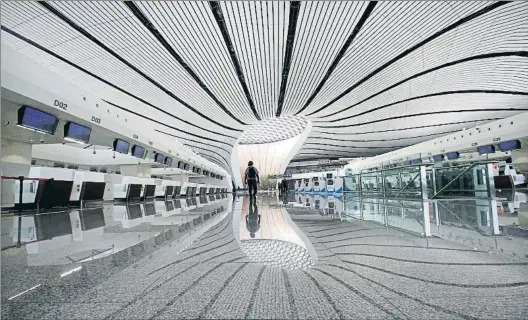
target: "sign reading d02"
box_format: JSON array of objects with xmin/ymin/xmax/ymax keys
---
[{"xmin": 54, "ymin": 99, "xmax": 67, "ymax": 110}]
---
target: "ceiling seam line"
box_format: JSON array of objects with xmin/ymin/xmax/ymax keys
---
[
  {"xmin": 123, "ymin": 1, "xmax": 248, "ymax": 126},
  {"xmin": 294, "ymin": 1, "xmax": 378, "ymax": 115},
  {"xmin": 305, "ymin": 1, "xmax": 510, "ymax": 116},
  {"xmin": 0, "ymin": 25, "xmax": 239, "ymax": 141},
  {"xmin": 37, "ymin": 1, "xmax": 242, "ymax": 132},
  {"xmin": 275, "ymin": 1, "xmax": 301, "ymax": 117},
  {"xmin": 209, "ymin": 1, "xmax": 261, "ymax": 121}
]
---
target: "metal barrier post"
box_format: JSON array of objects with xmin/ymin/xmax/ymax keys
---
[
  {"xmin": 485, "ymin": 163, "xmax": 500, "ymax": 235},
  {"xmin": 17, "ymin": 176, "xmax": 24, "ymax": 248},
  {"xmin": 431, "ymin": 168, "xmax": 440, "ymax": 229},
  {"xmin": 420, "ymin": 166, "xmax": 431, "ymax": 236}
]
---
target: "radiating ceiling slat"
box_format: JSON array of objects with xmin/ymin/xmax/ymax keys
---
[{"xmin": 2, "ymin": 0, "xmax": 526, "ymax": 167}]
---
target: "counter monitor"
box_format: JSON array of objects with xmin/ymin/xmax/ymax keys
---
[
  {"xmin": 64, "ymin": 122, "xmax": 91, "ymax": 144},
  {"xmin": 131, "ymin": 145, "xmax": 146, "ymax": 158},
  {"xmin": 113, "ymin": 139, "xmax": 130, "ymax": 154},
  {"xmin": 154, "ymin": 153, "xmax": 165, "ymax": 164},
  {"xmin": 18, "ymin": 106, "xmax": 59, "ymax": 134}
]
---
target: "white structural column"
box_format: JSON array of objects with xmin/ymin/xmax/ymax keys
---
[
  {"xmin": 232, "ymin": 119, "xmax": 312, "ymax": 185},
  {"xmin": 1, "ymin": 139, "xmax": 32, "ymax": 207}
]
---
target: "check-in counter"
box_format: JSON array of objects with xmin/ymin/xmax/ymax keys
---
[
  {"xmin": 71, "ymin": 171, "xmax": 107, "ymax": 204},
  {"xmin": 197, "ymin": 183, "xmax": 206, "ymax": 196},
  {"xmin": 114, "ymin": 177, "xmax": 156, "ymax": 201},
  {"xmin": 186, "ymin": 183, "xmax": 197, "ymax": 197},
  {"xmin": 14, "ymin": 167, "xmax": 75, "ymax": 208}
]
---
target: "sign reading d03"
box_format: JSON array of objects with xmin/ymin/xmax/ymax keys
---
[{"xmin": 91, "ymin": 116, "xmax": 101, "ymax": 124}]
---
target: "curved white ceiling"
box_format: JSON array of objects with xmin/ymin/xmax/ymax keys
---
[
  {"xmin": 237, "ymin": 133, "xmax": 304, "ymax": 179},
  {"xmin": 1, "ymin": 1, "xmax": 527, "ymax": 174},
  {"xmin": 238, "ymin": 116, "xmax": 308, "ymax": 145}
]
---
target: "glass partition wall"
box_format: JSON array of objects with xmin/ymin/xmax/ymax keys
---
[{"xmin": 343, "ymin": 163, "xmax": 500, "ymax": 239}]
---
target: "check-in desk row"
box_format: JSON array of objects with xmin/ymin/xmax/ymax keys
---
[{"xmin": 9, "ymin": 167, "xmax": 229, "ymax": 211}]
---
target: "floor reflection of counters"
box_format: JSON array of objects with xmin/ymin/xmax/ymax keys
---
[{"xmin": 1, "ymin": 196, "xmax": 232, "ymax": 301}]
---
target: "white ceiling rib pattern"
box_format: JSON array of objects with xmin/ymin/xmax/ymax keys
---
[
  {"xmin": 238, "ymin": 116, "xmax": 308, "ymax": 145},
  {"xmin": 220, "ymin": 1, "xmax": 289, "ymax": 120},
  {"xmin": 299, "ymin": 1, "xmax": 498, "ymax": 116},
  {"xmin": 49, "ymin": 1, "xmax": 245, "ymax": 128},
  {"xmin": 130, "ymin": 1, "xmax": 255, "ymax": 123},
  {"xmin": 125, "ymin": 1, "xmax": 253, "ymax": 124},
  {"xmin": 1, "ymin": 1, "xmax": 527, "ymax": 168},
  {"xmin": 281, "ymin": 1, "xmax": 369, "ymax": 116}
]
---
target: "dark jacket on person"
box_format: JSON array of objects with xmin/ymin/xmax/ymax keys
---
[{"xmin": 244, "ymin": 166, "xmax": 260, "ymax": 183}]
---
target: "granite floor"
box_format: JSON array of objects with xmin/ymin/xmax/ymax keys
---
[{"xmin": 2, "ymin": 194, "xmax": 528, "ymax": 319}]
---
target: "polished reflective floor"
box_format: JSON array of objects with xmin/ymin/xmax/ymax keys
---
[{"xmin": 2, "ymin": 194, "xmax": 528, "ymax": 319}]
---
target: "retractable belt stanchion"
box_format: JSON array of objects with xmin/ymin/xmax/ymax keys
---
[{"xmin": 17, "ymin": 176, "xmax": 24, "ymax": 247}]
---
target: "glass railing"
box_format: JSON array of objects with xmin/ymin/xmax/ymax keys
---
[
  {"xmin": 343, "ymin": 161, "xmax": 528, "ymax": 258},
  {"xmin": 428, "ymin": 163, "xmax": 493, "ymax": 199}
]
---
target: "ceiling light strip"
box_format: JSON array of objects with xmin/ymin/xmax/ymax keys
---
[
  {"xmin": 285, "ymin": 2, "xmax": 348, "ymax": 116},
  {"xmin": 316, "ymin": 108, "xmax": 528, "ymax": 129},
  {"xmin": 55, "ymin": 2, "xmax": 235, "ymax": 126},
  {"xmin": 0, "ymin": 26, "xmax": 240, "ymax": 143},
  {"xmin": 304, "ymin": 143, "xmax": 405, "ymax": 149},
  {"xmin": 124, "ymin": 1, "xmax": 247, "ymax": 126},
  {"xmin": 221, "ymin": 2, "xmax": 259, "ymax": 121},
  {"xmin": 155, "ymin": 129, "xmax": 232, "ymax": 155},
  {"xmin": 294, "ymin": 1, "xmax": 377, "ymax": 116},
  {"xmin": 282, "ymin": 1, "xmax": 362, "ymax": 116},
  {"xmin": 305, "ymin": 1, "xmax": 509, "ymax": 117},
  {"xmin": 209, "ymin": 1, "xmax": 261, "ymax": 121},
  {"xmin": 187, "ymin": 145, "xmax": 231, "ymax": 168},
  {"xmin": 275, "ymin": 1, "xmax": 301, "ymax": 117},
  {"xmin": 177, "ymin": 2, "xmax": 253, "ymax": 119},
  {"xmin": 332, "ymin": 89, "xmax": 528, "ymax": 123},
  {"xmin": 292, "ymin": 2, "xmax": 351, "ymax": 108},
  {"xmin": 318, "ymin": 1, "xmax": 455, "ymax": 105},
  {"xmin": 322, "ymin": 51, "xmax": 528, "ymax": 120},
  {"xmin": 151, "ymin": 2, "xmax": 249, "ymax": 119},
  {"xmin": 103, "ymin": 99, "xmax": 235, "ymax": 146},
  {"xmin": 307, "ymin": 130, "xmax": 461, "ymax": 143},
  {"xmin": 37, "ymin": 1, "xmax": 241, "ymax": 132}
]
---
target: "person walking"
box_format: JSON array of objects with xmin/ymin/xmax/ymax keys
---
[{"xmin": 244, "ymin": 161, "xmax": 260, "ymax": 197}]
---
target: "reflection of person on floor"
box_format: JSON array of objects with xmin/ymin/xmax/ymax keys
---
[
  {"xmin": 245, "ymin": 197, "xmax": 260, "ymax": 238},
  {"xmin": 280, "ymin": 179, "xmax": 288, "ymax": 195}
]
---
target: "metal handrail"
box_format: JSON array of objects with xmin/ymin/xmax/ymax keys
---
[{"xmin": 359, "ymin": 163, "xmax": 433, "ymax": 175}]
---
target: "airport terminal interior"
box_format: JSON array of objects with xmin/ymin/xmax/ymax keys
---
[{"xmin": 1, "ymin": 1, "xmax": 528, "ymax": 319}]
